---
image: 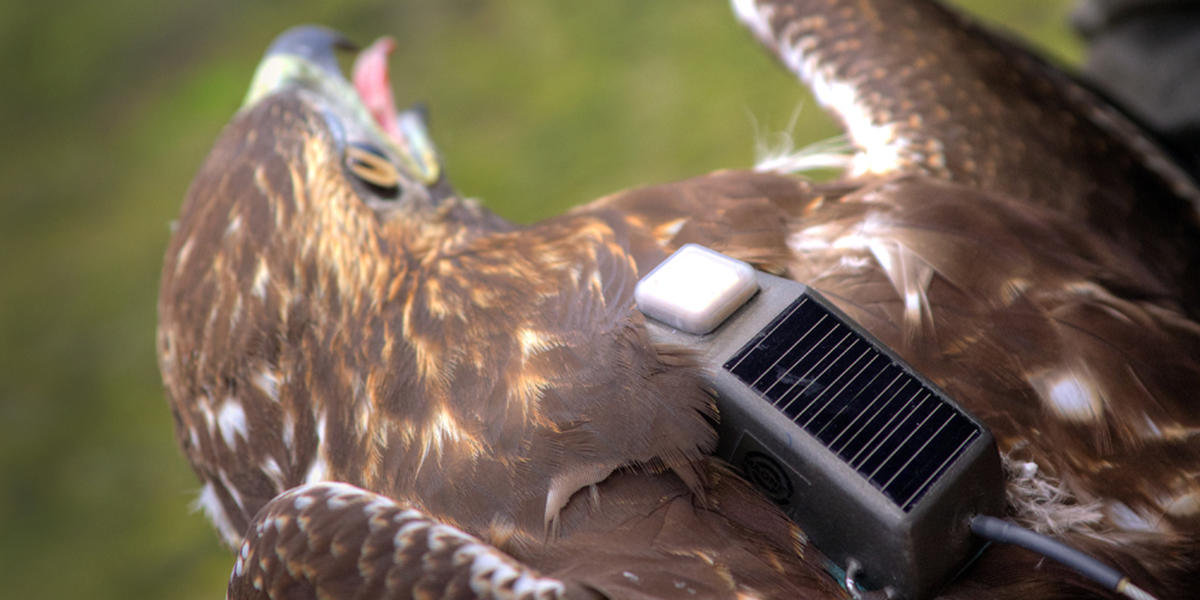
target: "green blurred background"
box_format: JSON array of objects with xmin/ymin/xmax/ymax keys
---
[{"xmin": 0, "ymin": 1, "xmax": 1077, "ymax": 598}]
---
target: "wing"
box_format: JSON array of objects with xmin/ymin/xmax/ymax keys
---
[
  {"xmin": 161, "ymin": 3, "xmax": 1200, "ymax": 599},
  {"xmin": 228, "ymin": 482, "xmax": 583, "ymax": 600},
  {"xmin": 731, "ymin": 0, "xmax": 1200, "ymax": 315},
  {"xmin": 231, "ymin": 470, "xmax": 842, "ymax": 600},
  {"xmin": 160, "ymin": 30, "xmax": 839, "ymax": 600},
  {"xmin": 586, "ymin": 166, "xmax": 1200, "ymax": 598}
]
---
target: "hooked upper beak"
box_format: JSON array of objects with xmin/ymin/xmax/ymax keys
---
[
  {"xmin": 264, "ymin": 25, "xmax": 358, "ymax": 79},
  {"xmin": 244, "ymin": 25, "xmax": 445, "ymax": 189}
]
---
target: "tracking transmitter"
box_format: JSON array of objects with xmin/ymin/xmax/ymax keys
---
[{"xmin": 636, "ymin": 244, "xmax": 1005, "ymax": 599}]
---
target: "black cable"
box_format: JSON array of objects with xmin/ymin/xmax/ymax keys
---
[{"xmin": 969, "ymin": 516, "xmax": 1158, "ymax": 600}]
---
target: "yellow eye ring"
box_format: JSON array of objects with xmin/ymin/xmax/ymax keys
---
[{"xmin": 345, "ymin": 143, "xmax": 400, "ymax": 197}]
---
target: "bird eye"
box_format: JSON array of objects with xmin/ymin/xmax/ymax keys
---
[{"xmin": 345, "ymin": 143, "xmax": 400, "ymax": 198}]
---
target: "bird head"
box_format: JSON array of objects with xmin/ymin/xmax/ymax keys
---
[
  {"xmin": 162, "ymin": 25, "xmax": 501, "ymax": 318},
  {"xmin": 157, "ymin": 25, "xmax": 499, "ymax": 541},
  {"xmin": 157, "ymin": 25, "xmax": 716, "ymax": 546},
  {"xmin": 244, "ymin": 26, "xmax": 446, "ymax": 203}
]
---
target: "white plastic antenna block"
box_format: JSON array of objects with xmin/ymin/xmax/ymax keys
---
[{"xmin": 634, "ymin": 244, "xmax": 759, "ymax": 334}]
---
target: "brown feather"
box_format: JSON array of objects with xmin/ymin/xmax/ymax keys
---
[
  {"xmin": 160, "ymin": 2, "xmax": 1200, "ymax": 599},
  {"xmin": 734, "ymin": 0, "xmax": 1200, "ymax": 315}
]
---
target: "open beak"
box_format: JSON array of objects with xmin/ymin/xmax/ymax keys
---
[{"xmin": 245, "ymin": 25, "xmax": 444, "ymax": 187}]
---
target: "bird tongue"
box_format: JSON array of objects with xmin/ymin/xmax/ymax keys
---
[{"xmin": 352, "ymin": 36, "xmax": 405, "ymax": 142}]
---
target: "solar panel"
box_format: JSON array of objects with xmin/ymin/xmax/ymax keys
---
[
  {"xmin": 724, "ymin": 294, "xmax": 981, "ymax": 512},
  {"xmin": 636, "ymin": 245, "xmax": 1004, "ymax": 599}
]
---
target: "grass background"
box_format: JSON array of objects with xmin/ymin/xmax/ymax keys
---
[{"xmin": 0, "ymin": 1, "xmax": 1077, "ymax": 597}]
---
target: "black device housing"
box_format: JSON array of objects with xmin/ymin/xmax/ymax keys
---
[{"xmin": 643, "ymin": 270, "xmax": 1004, "ymax": 599}]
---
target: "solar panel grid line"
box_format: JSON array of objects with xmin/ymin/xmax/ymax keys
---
[
  {"xmin": 846, "ymin": 384, "xmax": 923, "ymax": 467},
  {"xmin": 876, "ymin": 403, "xmax": 946, "ymax": 487},
  {"xmin": 824, "ymin": 369, "xmax": 905, "ymax": 451},
  {"xmin": 832, "ymin": 375, "xmax": 915, "ymax": 461},
  {"xmin": 724, "ymin": 293, "xmax": 808, "ymax": 380},
  {"xmin": 796, "ymin": 346, "xmax": 877, "ymax": 427},
  {"xmin": 737, "ymin": 298, "xmax": 820, "ymax": 388},
  {"xmin": 753, "ymin": 319, "xmax": 837, "ymax": 397},
  {"xmin": 725, "ymin": 294, "xmax": 820, "ymax": 385},
  {"xmin": 775, "ymin": 331, "xmax": 859, "ymax": 414},
  {"xmin": 799, "ymin": 346, "xmax": 880, "ymax": 424},
  {"xmin": 720, "ymin": 292, "xmax": 986, "ymax": 513},
  {"xmin": 779, "ymin": 330, "xmax": 854, "ymax": 402},
  {"xmin": 867, "ymin": 397, "xmax": 938, "ymax": 477},
  {"xmin": 882, "ymin": 410, "xmax": 956, "ymax": 496},
  {"xmin": 762, "ymin": 322, "xmax": 843, "ymax": 402},
  {"xmin": 811, "ymin": 355, "xmax": 890, "ymax": 440},
  {"xmin": 860, "ymin": 393, "xmax": 936, "ymax": 478},
  {"xmin": 900, "ymin": 431, "xmax": 978, "ymax": 510}
]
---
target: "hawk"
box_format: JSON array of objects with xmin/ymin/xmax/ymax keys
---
[{"xmin": 157, "ymin": 1, "xmax": 1200, "ymax": 598}]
